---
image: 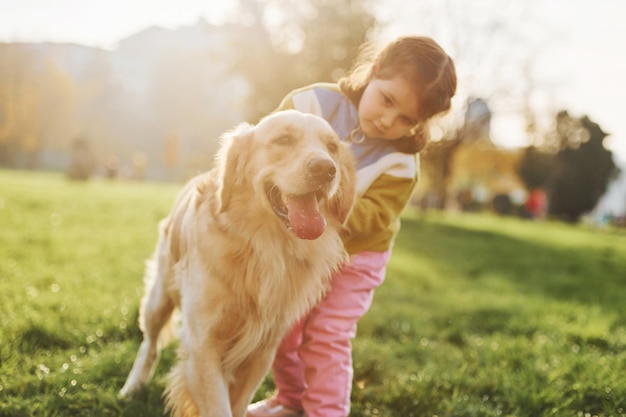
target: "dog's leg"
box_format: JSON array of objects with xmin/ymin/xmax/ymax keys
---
[
  {"xmin": 120, "ymin": 246, "xmax": 175, "ymax": 397},
  {"xmin": 229, "ymin": 346, "xmax": 276, "ymax": 417},
  {"xmin": 169, "ymin": 291, "xmax": 232, "ymax": 417},
  {"xmin": 175, "ymin": 340, "xmax": 232, "ymax": 417}
]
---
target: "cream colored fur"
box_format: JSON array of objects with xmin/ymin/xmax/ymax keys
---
[{"xmin": 119, "ymin": 110, "xmax": 356, "ymax": 417}]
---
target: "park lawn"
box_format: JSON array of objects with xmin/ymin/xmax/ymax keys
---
[{"xmin": 1, "ymin": 169, "xmax": 625, "ymax": 417}]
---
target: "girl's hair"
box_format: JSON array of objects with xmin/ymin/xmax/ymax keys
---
[{"xmin": 339, "ymin": 36, "xmax": 457, "ymax": 153}]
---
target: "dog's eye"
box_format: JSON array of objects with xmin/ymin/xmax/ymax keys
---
[
  {"xmin": 273, "ymin": 135, "xmax": 293, "ymax": 146},
  {"xmin": 327, "ymin": 142, "xmax": 339, "ymax": 153}
]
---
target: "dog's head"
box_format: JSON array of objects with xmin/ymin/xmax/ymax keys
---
[{"xmin": 214, "ymin": 110, "xmax": 356, "ymax": 240}]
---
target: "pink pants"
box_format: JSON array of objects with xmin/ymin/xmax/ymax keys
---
[{"xmin": 272, "ymin": 250, "xmax": 390, "ymax": 417}]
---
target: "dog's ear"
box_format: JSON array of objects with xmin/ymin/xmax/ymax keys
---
[
  {"xmin": 215, "ymin": 123, "xmax": 254, "ymax": 213},
  {"xmin": 327, "ymin": 145, "xmax": 356, "ymax": 224}
]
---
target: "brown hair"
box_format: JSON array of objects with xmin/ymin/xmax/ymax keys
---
[{"xmin": 339, "ymin": 36, "xmax": 457, "ymax": 153}]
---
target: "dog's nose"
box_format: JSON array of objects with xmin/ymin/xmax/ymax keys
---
[{"xmin": 307, "ymin": 158, "xmax": 336, "ymax": 183}]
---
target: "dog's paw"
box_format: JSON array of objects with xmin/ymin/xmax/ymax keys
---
[{"xmin": 118, "ymin": 381, "xmax": 141, "ymax": 399}]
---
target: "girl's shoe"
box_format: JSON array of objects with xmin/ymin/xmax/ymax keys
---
[{"xmin": 247, "ymin": 396, "xmax": 304, "ymax": 417}]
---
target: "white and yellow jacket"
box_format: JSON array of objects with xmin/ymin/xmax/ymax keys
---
[{"xmin": 276, "ymin": 83, "xmax": 418, "ymax": 255}]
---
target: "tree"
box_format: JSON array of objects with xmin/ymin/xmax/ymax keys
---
[
  {"xmin": 226, "ymin": 0, "xmax": 377, "ymax": 121},
  {"xmin": 546, "ymin": 112, "xmax": 619, "ymax": 222},
  {"xmin": 517, "ymin": 145, "xmax": 553, "ymax": 190},
  {"xmin": 285, "ymin": 0, "xmax": 376, "ymax": 83},
  {"xmin": 0, "ymin": 44, "xmax": 77, "ymax": 168},
  {"xmin": 420, "ymin": 97, "xmax": 492, "ymax": 208},
  {"xmin": 0, "ymin": 44, "xmax": 37, "ymax": 167},
  {"xmin": 32, "ymin": 60, "xmax": 78, "ymax": 167}
]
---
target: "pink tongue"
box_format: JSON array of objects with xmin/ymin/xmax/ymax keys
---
[{"xmin": 287, "ymin": 193, "xmax": 327, "ymax": 240}]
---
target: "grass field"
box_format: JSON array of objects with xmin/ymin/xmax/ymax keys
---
[{"xmin": 1, "ymin": 169, "xmax": 625, "ymax": 417}]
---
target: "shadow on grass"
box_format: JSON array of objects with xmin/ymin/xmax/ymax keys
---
[{"xmin": 394, "ymin": 215, "xmax": 626, "ymax": 317}]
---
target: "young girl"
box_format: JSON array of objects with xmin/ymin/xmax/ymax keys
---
[{"xmin": 247, "ymin": 36, "xmax": 457, "ymax": 417}]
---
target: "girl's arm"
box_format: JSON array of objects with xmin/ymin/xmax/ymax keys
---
[{"xmin": 344, "ymin": 174, "xmax": 416, "ymax": 240}]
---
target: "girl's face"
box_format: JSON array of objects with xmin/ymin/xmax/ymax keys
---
[{"xmin": 358, "ymin": 75, "xmax": 419, "ymax": 140}]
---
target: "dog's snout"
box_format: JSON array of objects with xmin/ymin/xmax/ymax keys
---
[{"xmin": 307, "ymin": 158, "xmax": 336, "ymax": 183}]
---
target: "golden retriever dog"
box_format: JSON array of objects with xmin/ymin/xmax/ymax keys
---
[{"xmin": 119, "ymin": 110, "xmax": 356, "ymax": 417}]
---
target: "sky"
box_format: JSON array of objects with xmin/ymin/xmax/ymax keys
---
[{"xmin": 0, "ymin": 0, "xmax": 625, "ymax": 163}]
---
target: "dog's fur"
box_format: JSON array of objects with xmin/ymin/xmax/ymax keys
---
[{"xmin": 119, "ymin": 110, "xmax": 356, "ymax": 417}]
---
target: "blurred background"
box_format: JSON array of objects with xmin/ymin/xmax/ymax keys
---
[{"xmin": 0, "ymin": 0, "xmax": 624, "ymax": 226}]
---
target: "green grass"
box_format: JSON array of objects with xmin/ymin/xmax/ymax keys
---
[{"xmin": 1, "ymin": 170, "xmax": 625, "ymax": 417}]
